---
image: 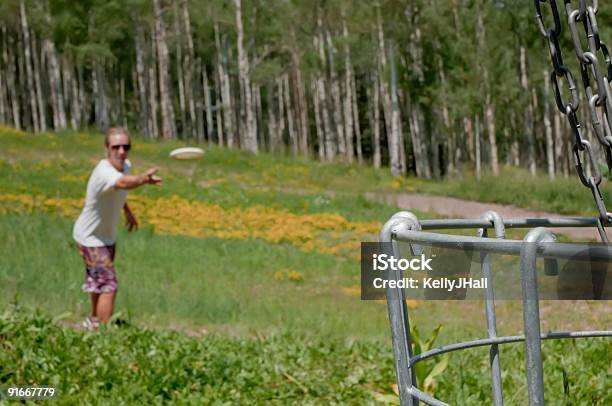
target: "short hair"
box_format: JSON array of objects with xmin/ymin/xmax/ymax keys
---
[{"xmin": 104, "ymin": 127, "xmax": 130, "ymax": 146}]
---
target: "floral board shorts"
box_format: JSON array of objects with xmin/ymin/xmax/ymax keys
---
[{"xmin": 77, "ymin": 244, "xmax": 118, "ymax": 294}]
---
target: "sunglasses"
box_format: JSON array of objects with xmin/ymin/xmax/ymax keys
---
[{"xmin": 110, "ymin": 144, "xmax": 131, "ymax": 151}]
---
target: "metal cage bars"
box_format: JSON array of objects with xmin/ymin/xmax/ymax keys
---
[{"xmin": 380, "ymin": 211, "xmax": 612, "ymax": 406}]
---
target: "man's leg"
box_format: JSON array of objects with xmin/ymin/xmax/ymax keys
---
[
  {"xmin": 96, "ymin": 292, "xmax": 116, "ymax": 324},
  {"xmin": 90, "ymin": 292, "xmax": 100, "ymax": 319}
]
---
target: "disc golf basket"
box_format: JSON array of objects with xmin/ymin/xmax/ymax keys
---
[
  {"xmin": 379, "ymin": 2, "xmax": 612, "ymax": 403},
  {"xmin": 380, "ymin": 211, "xmax": 612, "ymax": 405}
]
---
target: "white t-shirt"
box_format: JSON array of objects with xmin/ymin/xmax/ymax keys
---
[{"xmin": 73, "ymin": 159, "xmax": 131, "ymax": 247}]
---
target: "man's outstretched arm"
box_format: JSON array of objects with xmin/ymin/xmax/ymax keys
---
[{"xmin": 115, "ymin": 167, "xmax": 162, "ymax": 190}]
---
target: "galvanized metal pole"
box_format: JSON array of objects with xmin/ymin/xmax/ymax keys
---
[
  {"xmin": 520, "ymin": 228, "xmax": 556, "ymax": 406},
  {"xmin": 478, "ymin": 211, "xmax": 505, "ymax": 406},
  {"xmin": 381, "ymin": 212, "xmax": 422, "ymax": 406}
]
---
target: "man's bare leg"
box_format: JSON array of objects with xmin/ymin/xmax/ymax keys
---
[
  {"xmin": 96, "ymin": 292, "xmax": 116, "ymax": 324},
  {"xmin": 89, "ymin": 293, "xmax": 100, "ymax": 320}
]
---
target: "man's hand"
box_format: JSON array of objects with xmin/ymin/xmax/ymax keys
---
[
  {"xmin": 143, "ymin": 167, "xmax": 163, "ymax": 185},
  {"xmin": 115, "ymin": 168, "xmax": 163, "ymax": 190},
  {"xmin": 124, "ymin": 204, "xmax": 139, "ymax": 232}
]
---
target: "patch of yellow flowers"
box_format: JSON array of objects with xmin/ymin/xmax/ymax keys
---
[{"xmin": 0, "ymin": 193, "xmax": 379, "ymax": 256}]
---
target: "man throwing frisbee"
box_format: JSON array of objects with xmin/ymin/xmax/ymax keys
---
[{"xmin": 73, "ymin": 127, "xmax": 162, "ymax": 329}]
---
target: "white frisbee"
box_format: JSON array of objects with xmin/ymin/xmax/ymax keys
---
[{"xmin": 169, "ymin": 147, "xmax": 205, "ymax": 160}]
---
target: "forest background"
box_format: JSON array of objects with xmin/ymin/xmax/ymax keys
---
[{"xmin": 0, "ymin": 0, "xmax": 602, "ymax": 180}]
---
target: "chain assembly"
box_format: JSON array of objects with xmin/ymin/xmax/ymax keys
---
[{"xmin": 535, "ymin": 0, "xmax": 612, "ymax": 242}]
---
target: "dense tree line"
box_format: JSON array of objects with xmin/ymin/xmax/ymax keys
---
[{"xmin": 1, "ymin": 0, "xmax": 610, "ymax": 179}]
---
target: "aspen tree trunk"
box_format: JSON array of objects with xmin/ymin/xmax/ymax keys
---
[
  {"xmin": 484, "ymin": 102, "xmax": 497, "ymax": 173},
  {"xmin": 64, "ymin": 58, "xmax": 78, "ymax": 130},
  {"xmin": 267, "ymin": 83, "xmax": 277, "ymax": 151},
  {"xmin": 134, "ymin": 25, "xmax": 150, "ymax": 138},
  {"xmin": 553, "ymin": 108, "xmax": 564, "ymax": 176},
  {"xmin": 464, "ymin": 116, "xmax": 474, "ymax": 162},
  {"xmin": 215, "ymin": 24, "xmax": 234, "ymax": 147},
  {"xmin": 520, "ymin": 46, "xmax": 536, "ymax": 175},
  {"xmin": 20, "ymin": 0, "xmax": 39, "ymax": 132},
  {"xmin": 326, "ymin": 31, "xmax": 345, "ymax": 160},
  {"xmin": 405, "ymin": 4, "xmax": 431, "ymax": 178},
  {"xmin": 319, "ymin": 73, "xmax": 334, "ymax": 161},
  {"xmin": 31, "ymin": 35, "xmax": 46, "ymax": 132},
  {"xmin": 409, "ymin": 104, "xmax": 424, "ymax": 177},
  {"xmin": 579, "ymin": 98, "xmax": 591, "ymax": 178},
  {"xmin": 5, "ymin": 30, "xmax": 20, "ymax": 129},
  {"xmin": 255, "ymin": 83, "xmax": 264, "ymax": 148},
  {"xmin": 44, "ymin": 10, "xmax": 66, "ymax": 130},
  {"xmin": 370, "ymin": 71, "xmax": 381, "ymax": 168},
  {"xmin": 376, "ymin": 7, "xmax": 392, "ymax": 145},
  {"xmin": 213, "ymin": 59, "xmax": 224, "ymax": 146},
  {"xmin": 510, "ymin": 114, "xmax": 520, "ymax": 166},
  {"xmin": 352, "ymin": 74, "xmax": 363, "ymax": 164},
  {"xmin": 61, "ymin": 57, "xmax": 72, "ymax": 128},
  {"xmin": 388, "ymin": 44, "xmax": 403, "ymax": 177},
  {"xmin": 193, "ymin": 59, "xmax": 205, "ymax": 141},
  {"xmin": 254, "ymin": 83, "xmax": 262, "ymax": 147},
  {"xmin": 543, "ymin": 68, "xmax": 555, "ymax": 179},
  {"xmin": 68, "ymin": 58, "xmax": 80, "ymax": 129},
  {"xmin": 398, "ymin": 99, "xmax": 407, "ymax": 174},
  {"xmin": 92, "ymin": 62, "xmax": 109, "ymax": 130},
  {"xmin": 475, "ymin": 115, "xmax": 482, "ymax": 180},
  {"xmin": 438, "ymin": 55, "xmax": 454, "ymax": 175},
  {"xmin": 148, "ymin": 23, "xmax": 159, "ymax": 139},
  {"xmin": 477, "ymin": 7, "xmax": 498, "ymax": 176},
  {"xmin": 0, "ymin": 52, "xmax": 5, "ymax": 123},
  {"xmin": 77, "ymin": 62, "xmax": 88, "ymax": 130},
  {"xmin": 119, "ymin": 78, "xmax": 127, "ymax": 128},
  {"xmin": 291, "ymin": 48, "xmax": 309, "ymax": 156},
  {"xmin": 411, "ymin": 109, "xmax": 431, "ymax": 176},
  {"xmin": 342, "ymin": 20, "xmax": 354, "ymax": 163},
  {"xmin": 214, "ymin": 66, "xmax": 224, "ymax": 145},
  {"xmin": 182, "ymin": 0, "xmax": 197, "ymax": 140},
  {"xmin": 202, "ymin": 65, "xmax": 214, "ymax": 142},
  {"xmin": 173, "ymin": 1, "xmax": 187, "ymax": 137},
  {"xmin": 564, "ymin": 118, "xmax": 572, "ymax": 177},
  {"xmin": 276, "ymin": 76, "xmax": 285, "ymax": 150},
  {"xmin": 0, "ymin": 26, "xmax": 8, "ymax": 124},
  {"xmin": 311, "ymin": 79, "xmax": 324, "ymax": 160},
  {"xmin": 431, "ymin": 118, "xmax": 441, "ymax": 178},
  {"xmin": 5, "ymin": 29, "xmax": 20, "ymax": 129},
  {"xmin": 315, "ymin": 22, "xmax": 334, "ymax": 161},
  {"xmin": 17, "ymin": 25, "xmax": 28, "ymax": 129},
  {"xmin": 283, "ymin": 73, "xmax": 297, "ymax": 155},
  {"xmin": 153, "ymin": 0, "xmax": 177, "ymax": 139},
  {"xmin": 234, "ymin": 0, "xmax": 257, "ymax": 153},
  {"xmin": 49, "ymin": 45, "xmax": 67, "ymax": 130}
]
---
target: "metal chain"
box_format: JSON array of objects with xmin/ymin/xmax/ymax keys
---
[{"xmin": 535, "ymin": 0, "xmax": 612, "ymax": 242}]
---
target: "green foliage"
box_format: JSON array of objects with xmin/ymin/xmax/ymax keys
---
[
  {"xmin": 1, "ymin": 310, "xmax": 609, "ymax": 404},
  {"xmin": 410, "ymin": 324, "xmax": 449, "ymax": 395},
  {"xmin": 0, "ymin": 308, "xmax": 396, "ymax": 403}
]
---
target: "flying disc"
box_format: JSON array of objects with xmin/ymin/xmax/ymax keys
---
[{"xmin": 169, "ymin": 147, "xmax": 205, "ymax": 160}]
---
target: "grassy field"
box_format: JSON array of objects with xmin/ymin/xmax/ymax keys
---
[{"xmin": 1, "ymin": 127, "xmax": 610, "ymax": 404}]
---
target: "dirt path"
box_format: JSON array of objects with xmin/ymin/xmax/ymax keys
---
[{"xmin": 365, "ymin": 192, "xmax": 601, "ymax": 241}]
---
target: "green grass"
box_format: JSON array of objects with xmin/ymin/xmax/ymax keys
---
[{"xmin": 0, "ymin": 213, "xmax": 390, "ymax": 339}]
